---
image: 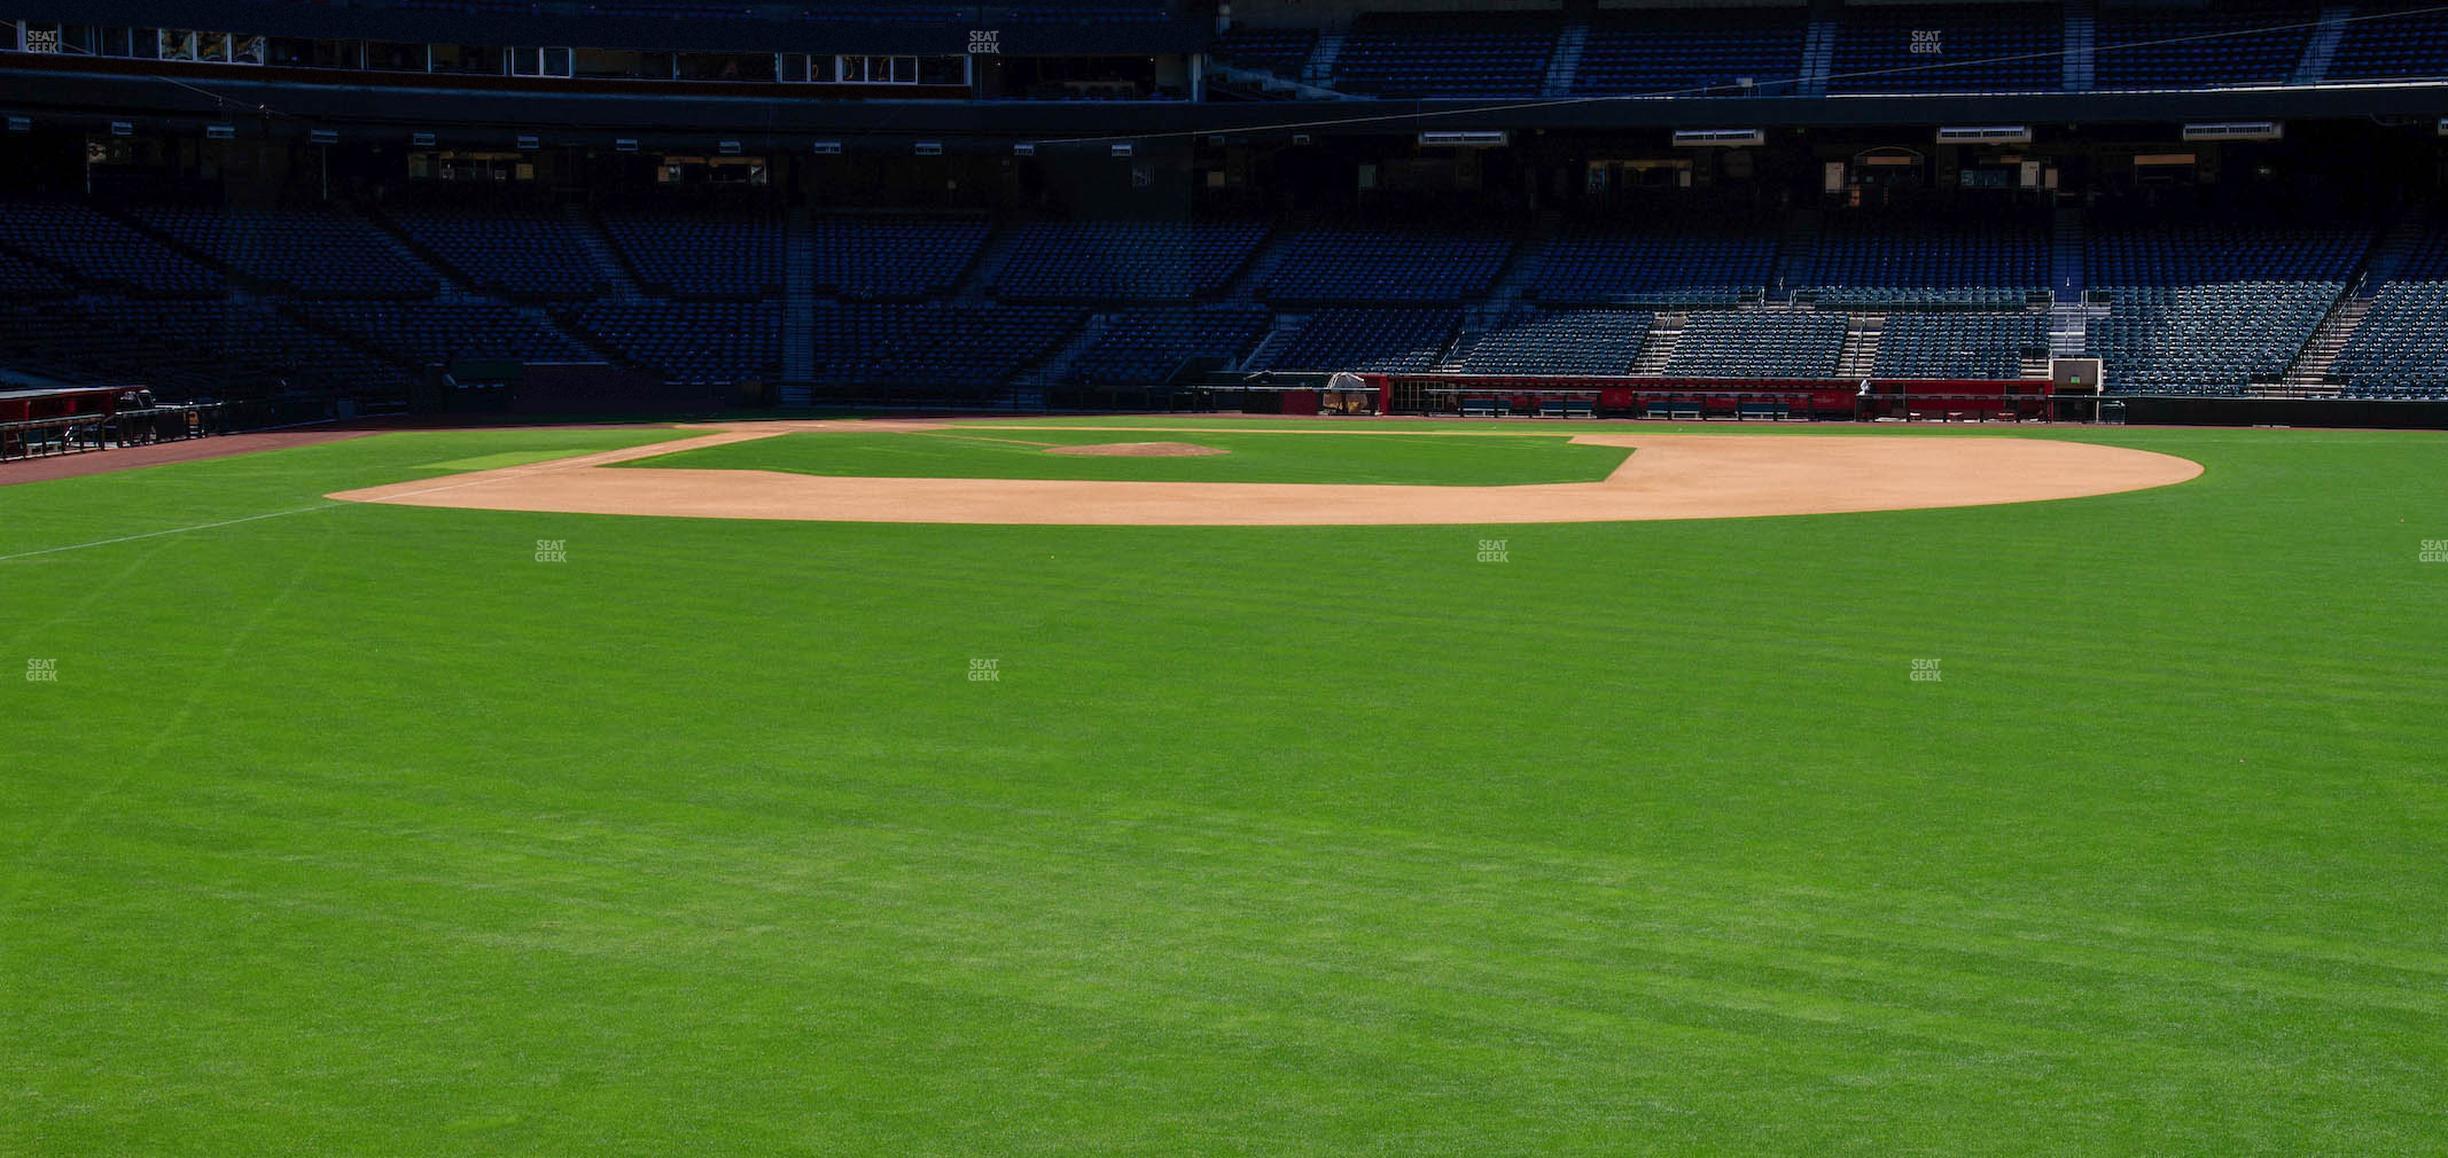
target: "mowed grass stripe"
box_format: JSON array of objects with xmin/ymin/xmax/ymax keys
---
[{"xmin": 28, "ymin": 739, "xmax": 2438, "ymax": 1135}]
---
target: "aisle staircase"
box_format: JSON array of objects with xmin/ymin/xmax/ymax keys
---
[
  {"xmin": 1241, "ymin": 313, "xmax": 1308, "ymax": 371},
  {"xmin": 2051, "ymin": 207, "xmax": 2085, "ymax": 298},
  {"xmin": 1837, "ymin": 314, "xmax": 1884, "ymax": 378},
  {"xmin": 1800, "ymin": 18, "xmax": 1838, "ymax": 95},
  {"xmin": 1630, "ymin": 312, "xmax": 1687, "ymax": 375},
  {"xmin": 1015, "ymin": 312, "xmax": 1112, "ymax": 387},
  {"xmin": 565, "ymin": 205, "xmax": 646, "ymax": 302},
  {"xmin": 2292, "ymin": 6, "xmax": 2352, "ymax": 86},
  {"xmin": 1544, "ymin": 23, "xmax": 1588, "ymax": 96},
  {"xmin": 2048, "ymin": 300, "xmax": 2101, "ymax": 358},
  {"xmin": 2063, "ymin": 5, "xmax": 2096, "ymax": 92},
  {"xmin": 953, "ymin": 223, "xmax": 1025, "ymax": 304},
  {"xmin": 1220, "ymin": 228, "xmax": 1300, "ymax": 301},
  {"xmin": 1300, "ymin": 30, "xmax": 1346, "ymax": 86},
  {"xmin": 2280, "ymin": 283, "xmax": 2370, "ymax": 394},
  {"xmin": 782, "ymin": 207, "xmax": 816, "ymax": 390},
  {"xmin": 1772, "ymin": 210, "xmax": 1820, "ymax": 296}
]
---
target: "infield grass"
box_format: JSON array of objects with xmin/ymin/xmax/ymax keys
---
[
  {"xmin": 4, "ymin": 418, "xmax": 2447, "ymax": 1153},
  {"xmin": 617, "ymin": 428, "xmax": 1634, "ymax": 485}
]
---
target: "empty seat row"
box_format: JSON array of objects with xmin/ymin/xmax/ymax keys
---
[
  {"xmin": 599, "ymin": 208, "xmax": 784, "ymax": 299},
  {"xmin": 1800, "ymin": 215, "xmax": 2050, "ymax": 307},
  {"xmin": 812, "ymin": 217, "xmax": 989, "ymax": 299},
  {"xmin": 1459, "ymin": 309, "xmax": 1656, "ymax": 375},
  {"xmin": 1253, "ymin": 6, "xmax": 2448, "ymax": 99},
  {"xmin": 1574, "ymin": 10, "xmax": 1809, "ymax": 97},
  {"xmin": 1664, "ymin": 312, "xmax": 1848, "ymax": 379},
  {"xmin": 1531, "ymin": 221, "xmax": 1775, "ymax": 305},
  {"xmin": 386, "ymin": 205, "xmax": 605, "ymax": 299},
  {"xmin": 0, "ymin": 200, "xmax": 223, "ymax": 297},
  {"xmin": 133, "ymin": 205, "xmax": 440, "ymax": 298},
  {"xmin": 1263, "ymin": 308, "xmax": 1459, "ymax": 372},
  {"xmin": 1210, "ymin": 27, "xmax": 1319, "ymax": 76},
  {"xmin": 807, "ymin": 303, "xmax": 1082, "ymax": 386},
  {"xmin": 2094, "ymin": 7, "xmax": 2312, "ymax": 90},
  {"xmin": 1873, "ymin": 312, "xmax": 2046, "ymax": 379},
  {"xmin": 0, "ymin": 249, "xmax": 70, "ymax": 298},
  {"xmin": 1067, "ymin": 307, "xmax": 1272, "ymax": 385},
  {"xmin": 2331, "ymin": 6, "xmax": 2448, "ymax": 81},
  {"xmin": 2086, "ymin": 282, "xmax": 2340, "ymax": 393},
  {"xmin": 0, "ymin": 298, "xmax": 413, "ymax": 397},
  {"xmin": 1262, "ymin": 228, "xmax": 1513, "ymax": 303},
  {"xmin": 1333, "ymin": 12, "xmax": 1559, "ymax": 98},
  {"xmin": 291, "ymin": 301, "xmax": 594, "ymax": 365},
  {"xmin": 994, "ymin": 221, "xmax": 1268, "ymax": 300},
  {"xmin": 1829, "ymin": 5, "xmax": 2063, "ymax": 94},
  {"xmin": 2334, "ymin": 280, "xmax": 2448, "ymax": 395},
  {"xmin": 2085, "ymin": 220, "xmax": 2368, "ymax": 285},
  {"xmin": 562, "ymin": 301, "xmax": 783, "ymax": 383}
]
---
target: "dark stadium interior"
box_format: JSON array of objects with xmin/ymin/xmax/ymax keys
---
[{"xmin": 8, "ymin": 1, "xmax": 2448, "ymax": 419}]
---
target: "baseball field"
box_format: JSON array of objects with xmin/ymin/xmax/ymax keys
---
[{"xmin": 4, "ymin": 417, "xmax": 2445, "ymax": 1152}]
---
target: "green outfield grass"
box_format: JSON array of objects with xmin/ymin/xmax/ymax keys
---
[
  {"xmin": 618, "ymin": 428, "xmax": 1634, "ymax": 485},
  {"xmin": 4, "ymin": 419, "xmax": 2447, "ymax": 1153}
]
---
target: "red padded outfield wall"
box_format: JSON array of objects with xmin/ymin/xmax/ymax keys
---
[
  {"xmin": 1365, "ymin": 376, "xmax": 2053, "ymax": 419},
  {"xmin": 0, "ymin": 386, "xmax": 124, "ymax": 424}
]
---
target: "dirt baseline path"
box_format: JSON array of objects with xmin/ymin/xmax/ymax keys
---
[{"xmin": 328, "ymin": 421, "xmax": 2203, "ymax": 526}]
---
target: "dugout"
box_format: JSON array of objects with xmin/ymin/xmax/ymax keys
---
[
  {"xmin": 1214, "ymin": 372, "xmax": 1391, "ymax": 416},
  {"xmin": 0, "ymin": 385, "xmax": 219, "ymax": 462},
  {"xmin": 1371, "ymin": 375, "xmax": 1859, "ymax": 419}
]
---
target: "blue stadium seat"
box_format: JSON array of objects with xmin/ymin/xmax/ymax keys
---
[
  {"xmin": 386, "ymin": 205, "xmax": 605, "ymax": 300},
  {"xmin": 291, "ymin": 301, "xmax": 594, "ymax": 365},
  {"xmin": 2332, "ymin": 221, "xmax": 2448, "ymax": 396},
  {"xmin": 1828, "ymin": 5, "xmax": 2063, "ymax": 94},
  {"xmin": 1211, "ymin": 27, "xmax": 1319, "ymax": 77},
  {"xmin": 1264, "ymin": 308, "xmax": 1459, "ymax": 372},
  {"xmin": 0, "ymin": 248, "xmax": 70, "ymax": 299},
  {"xmin": 812, "ymin": 217, "xmax": 989, "ymax": 299},
  {"xmin": 563, "ymin": 301, "xmax": 783, "ymax": 383},
  {"xmin": 1332, "ymin": 13, "xmax": 1559, "ymax": 98},
  {"xmin": 1530, "ymin": 219, "xmax": 1775, "ymax": 306},
  {"xmin": 1573, "ymin": 10, "xmax": 1808, "ymax": 97},
  {"xmin": 808, "ymin": 304, "xmax": 1083, "ymax": 386},
  {"xmin": 133, "ymin": 205, "xmax": 440, "ymax": 298},
  {"xmin": 0, "ymin": 200, "xmax": 223, "ymax": 297},
  {"xmin": 2330, "ymin": 6, "xmax": 2448, "ymax": 81},
  {"xmin": 0, "ymin": 298, "xmax": 411, "ymax": 397},
  {"xmin": 2085, "ymin": 218, "xmax": 2365, "ymax": 285},
  {"xmin": 2094, "ymin": 8, "xmax": 2313, "ymax": 90},
  {"xmin": 1799, "ymin": 213, "xmax": 2049, "ymax": 308},
  {"xmin": 1262, "ymin": 227, "xmax": 1513, "ymax": 303},
  {"xmin": 600, "ymin": 208, "xmax": 784, "ymax": 299},
  {"xmin": 1664, "ymin": 311, "xmax": 1847, "ymax": 378},
  {"xmin": 1873, "ymin": 312, "xmax": 2045, "ymax": 379},
  {"xmin": 1067, "ymin": 307, "xmax": 1271, "ymax": 384},
  {"xmin": 993, "ymin": 221, "xmax": 1268, "ymax": 300},
  {"xmin": 1459, "ymin": 310, "xmax": 1655, "ymax": 375},
  {"xmin": 2087, "ymin": 284, "xmax": 2342, "ymax": 393}
]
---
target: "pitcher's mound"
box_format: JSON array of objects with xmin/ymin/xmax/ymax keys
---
[{"xmin": 1045, "ymin": 441, "xmax": 1227, "ymax": 458}]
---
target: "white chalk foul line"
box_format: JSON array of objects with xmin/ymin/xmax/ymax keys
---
[
  {"xmin": 0, "ymin": 436, "xmax": 726, "ymax": 565},
  {"xmin": 0, "ymin": 502, "xmax": 344, "ymax": 564}
]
